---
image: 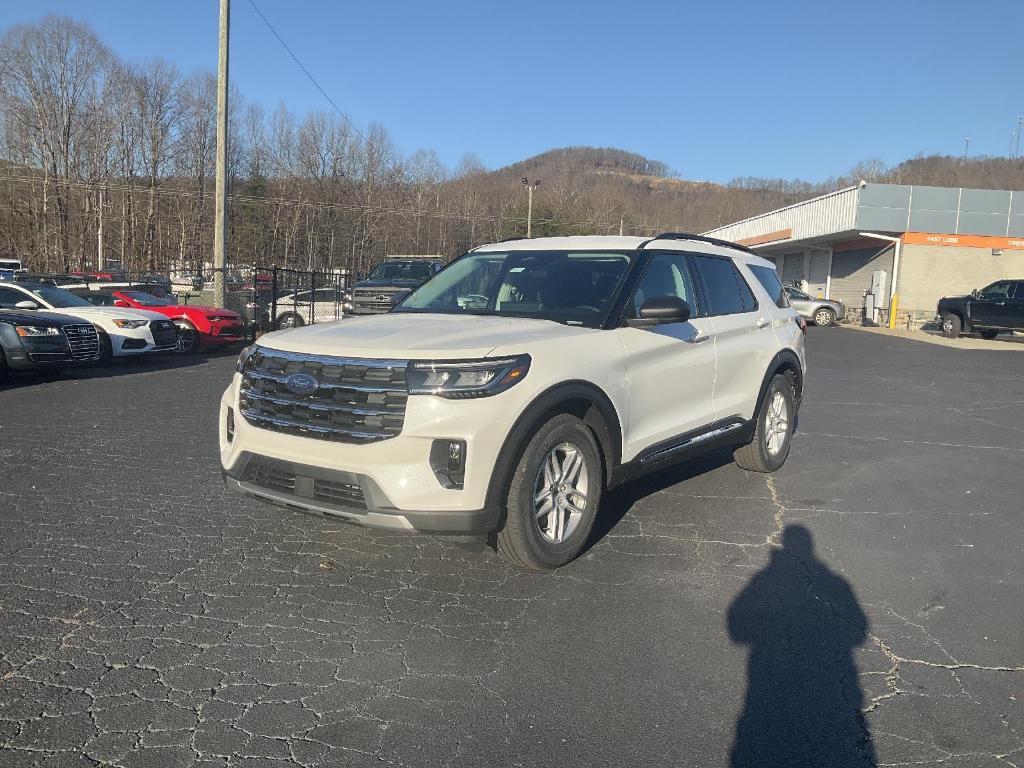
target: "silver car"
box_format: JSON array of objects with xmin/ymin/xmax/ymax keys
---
[{"xmin": 785, "ymin": 286, "xmax": 845, "ymax": 327}]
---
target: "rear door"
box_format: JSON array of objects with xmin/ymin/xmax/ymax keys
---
[
  {"xmin": 1007, "ymin": 281, "xmax": 1024, "ymax": 329},
  {"xmin": 691, "ymin": 254, "xmax": 779, "ymax": 422},
  {"xmin": 614, "ymin": 252, "xmax": 717, "ymax": 458}
]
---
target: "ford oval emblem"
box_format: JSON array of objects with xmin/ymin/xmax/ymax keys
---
[{"xmin": 284, "ymin": 373, "xmax": 318, "ymax": 396}]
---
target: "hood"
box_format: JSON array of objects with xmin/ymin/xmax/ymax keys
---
[
  {"xmin": 938, "ymin": 294, "xmax": 969, "ymax": 303},
  {"xmin": 180, "ymin": 305, "xmax": 239, "ymax": 317},
  {"xmin": 0, "ymin": 308, "xmax": 74, "ymax": 326},
  {"xmin": 353, "ymin": 280, "xmax": 419, "ymax": 289},
  {"xmin": 257, "ymin": 312, "xmax": 598, "ymax": 359},
  {"xmin": 46, "ymin": 306, "xmax": 167, "ymax": 323}
]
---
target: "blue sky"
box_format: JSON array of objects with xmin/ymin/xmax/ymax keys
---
[{"xmin": 2, "ymin": 0, "xmax": 1022, "ymax": 182}]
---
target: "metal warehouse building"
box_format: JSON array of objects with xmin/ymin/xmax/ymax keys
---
[{"xmin": 704, "ymin": 182, "xmax": 1024, "ymax": 325}]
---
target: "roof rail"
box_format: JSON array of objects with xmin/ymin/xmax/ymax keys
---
[{"xmin": 643, "ymin": 232, "xmax": 759, "ymax": 255}]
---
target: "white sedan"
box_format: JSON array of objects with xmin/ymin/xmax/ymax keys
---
[{"xmin": 0, "ymin": 282, "xmax": 179, "ymax": 358}]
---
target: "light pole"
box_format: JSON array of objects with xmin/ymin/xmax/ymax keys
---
[
  {"xmin": 521, "ymin": 177, "xmax": 540, "ymax": 238},
  {"xmin": 963, "ymin": 136, "xmax": 971, "ymax": 159}
]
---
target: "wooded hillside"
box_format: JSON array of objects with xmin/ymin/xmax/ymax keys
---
[{"xmin": 3, "ymin": 15, "xmax": 1023, "ymax": 275}]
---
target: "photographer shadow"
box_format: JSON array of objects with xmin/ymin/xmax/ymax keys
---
[{"xmin": 728, "ymin": 524, "xmax": 876, "ymax": 767}]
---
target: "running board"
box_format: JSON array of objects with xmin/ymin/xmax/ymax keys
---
[{"xmin": 638, "ymin": 422, "xmax": 745, "ymax": 465}]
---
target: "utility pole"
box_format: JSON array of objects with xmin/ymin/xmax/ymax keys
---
[
  {"xmin": 521, "ymin": 177, "xmax": 540, "ymax": 238},
  {"xmin": 1015, "ymin": 116, "xmax": 1023, "ymax": 160},
  {"xmin": 963, "ymin": 136, "xmax": 971, "ymax": 159},
  {"xmin": 97, "ymin": 187, "xmax": 104, "ymax": 271},
  {"xmin": 213, "ymin": 0, "xmax": 230, "ymax": 309},
  {"xmin": 619, "ymin": 218, "xmax": 624, "ymax": 236}
]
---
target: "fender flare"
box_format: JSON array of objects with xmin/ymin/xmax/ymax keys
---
[
  {"xmin": 484, "ymin": 380, "xmax": 624, "ymax": 513},
  {"xmin": 754, "ymin": 348, "xmax": 804, "ymax": 415}
]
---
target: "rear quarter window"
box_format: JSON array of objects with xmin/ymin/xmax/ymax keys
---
[{"xmin": 749, "ymin": 264, "xmax": 789, "ymax": 309}]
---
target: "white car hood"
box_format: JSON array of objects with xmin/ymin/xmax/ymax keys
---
[
  {"xmin": 46, "ymin": 306, "xmax": 167, "ymax": 324},
  {"xmin": 257, "ymin": 312, "xmax": 599, "ymax": 359}
]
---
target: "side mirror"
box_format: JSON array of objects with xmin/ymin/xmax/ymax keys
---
[
  {"xmin": 639, "ymin": 295, "xmax": 692, "ymax": 324},
  {"xmin": 14, "ymin": 300, "xmax": 38, "ymax": 310}
]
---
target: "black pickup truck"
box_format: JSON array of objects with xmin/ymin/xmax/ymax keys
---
[
  {"xmin": 937, "ymin": 279, "xmax": 1024, "ymax": 339},
  {"xmin": 0, "ymin": 308, "xmax": 101, "ymax": 379}
]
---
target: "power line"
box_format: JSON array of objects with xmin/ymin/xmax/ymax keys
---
[{"xmin": 245, "ymin": 0, "xmax": 369, "ymax": 146}]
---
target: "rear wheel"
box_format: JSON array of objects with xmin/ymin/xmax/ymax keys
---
[
  {"xmin": 979, "ymin": 329, "xmax": 999, "ymax": 340},
  {"xmin": 496, "ymin": 413, "xmax": 602, "ymax": 570},
  {"xmin": 175, "ymin": 321, "xmax": 200, "ymax": 354},
  {"xmin": 940, "ymin": 313, "xmax": 962, "ymax": 338},
  {"xmin": 813, "ymin": 307, "xmax": 836, "ymax": 327},
  {"xmin": 277, "ymin": 313, "xmax": 305, "ymax": 330},
  {"xmin": 734, "ymin": 374, "xmax": 796, "ymax": 473},
  {"xmin": 0, "ymin": 347, "xmax": 9, "ymax": 381}
]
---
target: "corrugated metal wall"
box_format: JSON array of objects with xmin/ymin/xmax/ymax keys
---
[
  {"xmin": 830, "ymin": 246, "xmax": 894, "ymax": 308},
  {"xmin": 705, "ymin": 186, "xmax": 860, "ymax": 243},
  {"xmin": 896, "ymin": 245, "xmax": 1024, "ymax": 311}
]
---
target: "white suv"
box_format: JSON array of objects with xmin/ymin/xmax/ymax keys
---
[{"xmin": 220, "ymin": 234, "xmax": 806, "ymax": 569}]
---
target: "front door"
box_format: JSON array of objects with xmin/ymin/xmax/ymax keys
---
[
  {"xmin": 614, "ymin": 253, "xmax": 717, "ymax": 460},
  {"xmin": 971, "ymin": 280, "xmax": 1016, "ymax": 328}
]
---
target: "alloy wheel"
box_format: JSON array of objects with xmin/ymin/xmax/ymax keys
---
[
  {"xmin": 533, "ymin": 442, "xmax": 589, "ymax": 544},
  {"xmin": 764, "ymin": 391, "xmax": 790, "ymax": 456}
]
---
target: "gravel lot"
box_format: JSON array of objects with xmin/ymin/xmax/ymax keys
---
[{"xmin": 1, "ymin": 329, "xmax": 1022, "ymax": 768}]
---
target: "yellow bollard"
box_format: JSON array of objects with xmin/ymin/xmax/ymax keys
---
[{"xmin": 888, "ymin": 294, "xmax": 900, "ymax": 329}]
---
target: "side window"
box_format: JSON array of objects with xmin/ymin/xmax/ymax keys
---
[
  {"xmin": 749, "ymin": 264, "xmax": 789, "ymax": 308},
  {"xmin": 630, "ymin": 254, "xmax": 699, "ymax": 320},
  {"xmin": 693, "ymin": 255, "xmax": 757, "ymax": 316},
  {"xmin": 1014, "ymin": 282, "xmax": 1024, "ymax": 300},
  {"xmin": 981, "ymin": 281, "xmax": 1013, "ymax": 299},
  {"xmin": 0, "ymin": 286, "xmax": 29, "ymax": 308}
]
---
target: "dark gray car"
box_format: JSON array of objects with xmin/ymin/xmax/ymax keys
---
[{"xmin": 785, "ymin": 287, "xmax": 844, "ymax": 327}]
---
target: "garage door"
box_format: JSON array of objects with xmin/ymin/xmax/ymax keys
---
[{"xmin": 829, "ymin": 245, "xmax": 894, "ymax": 308}]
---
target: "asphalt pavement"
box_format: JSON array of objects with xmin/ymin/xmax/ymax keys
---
[{"xmin": 1, "ymin": 328, "xmax": 1021, "ymax": 767}]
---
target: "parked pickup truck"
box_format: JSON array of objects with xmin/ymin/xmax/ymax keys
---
[
  {"xmin": 349, "ymin": 257, "xmax": 444, "ymax": 315},
  {"xmin": 937, "ymin": 279, "xmax": 1024, "ymax": 339}
]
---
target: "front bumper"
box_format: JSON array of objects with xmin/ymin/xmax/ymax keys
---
[
  {"xmin": 9, "ymin": 336, "xmax": 76, "ymax": 369},
  {"xmin": 109, "ymin": 323, "xmax": 178, "ymax": 357},
  {"xmin": 218, "ymin": 373, "xmax": 526, "ymax": 534},
  {"xmin": 223, "ymin": 451, "xmax": 498, "ymax": 534}
]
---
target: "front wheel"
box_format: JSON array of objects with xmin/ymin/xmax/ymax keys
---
[
  {"xmin": 734, "ymin": 374, "xmax": 796, "ymax": 473},
  {"xmin": 979, "ymin": 329, "xmax": 999, "ymax": 340},
  {"xmin": 940, "ymin": 313, "xmax": 962, "ymax": 339},
  {"xmin": 813, "ymin": 307, "xmax": 836, "ymax": 327},
  {"xmin": 496, "ymin": 414, "xmax": 602, "ymax": 570},
  {"xmin": 175, "ymin": 321, "xmax": 200, "ymax": 354}
]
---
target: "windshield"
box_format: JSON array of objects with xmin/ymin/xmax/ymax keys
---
[
  {"xmin": 786, "ymin": 286, "xmax": 812, "ymax": 301},
  {"xmin": 124, "ymin": 291, "xmax": 173, "ymax": 306},
  {"xmin": 395, "ymin": 250, "xmax": 632, "ymax": 328},
  {"xmin": 368, "ymin": 262, "xmax": 434, "ymax": 281},
  {"xmin": 30, "ymin": 285, "xmax": 93, "ymax": 308}
]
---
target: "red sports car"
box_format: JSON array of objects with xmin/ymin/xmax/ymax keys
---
[{"xmin": 110, "ymin": 290, "xmax": 246, "ymax": 353}]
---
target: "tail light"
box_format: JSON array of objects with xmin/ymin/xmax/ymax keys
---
[{"xmin": 796, "ymin": 316, "xmax": 807, "ymax": 335}]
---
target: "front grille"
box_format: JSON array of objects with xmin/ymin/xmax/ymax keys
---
[
  {"xmin": 63, "ymin": 324, "xmax": 100, "ymax": 361},
  {"xmin": 353, "ymin": 288, "xmax": 400, "ymax": 313},
  {"xmin": 243, "ymin": 462, "xmax": 367, "ymax": 510},
  {"xmin": 239, "ymin": 349, "xmax": 408, "ymax": 444},
  {"xmin": 151, "ymin": 320, "xmax": 178, "ymax": 347},
  {"xmin": 313, "ymin": 478, "xmax": 366, "ymax": 508}
]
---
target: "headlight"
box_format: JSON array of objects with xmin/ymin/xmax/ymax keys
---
[
  {"xmin": 15, "ymin": 325, "xmax": 60, "ymax": 337},
  {"xmin": 236, "ymin": 344, "xmax": 258, "ymax": 372},
  {"xmin": 407, "ymin": 355, "xmax": 531, "ymax": 399},
  {"xmin": 112, "ymin": 318, "xmax": 148, "ymax": 329}
]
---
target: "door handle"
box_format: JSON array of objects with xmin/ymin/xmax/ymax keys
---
[
  {"xmin": 755, "ymin": 318, "xmax": 770, "ymax": 329},
  {"xmin": 687, "ymin": 329, "xmax": 710, "ymax": 344}
]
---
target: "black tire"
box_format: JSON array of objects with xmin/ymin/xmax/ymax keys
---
[
  {"xmin": 812, "ymin": 307, "xmax": 836, "ymax": 327},
  {"xmin": 979, "ymin": 329, "xmax": 999, "ymax": 340},
  {"xmin": 277, "ymin": 313, "xmax": 305, "ymax": 330},
  {"xmin": 496, "ymin": 413, "xmax": 603, "ymax": 571},
  {"xmin": 940, "ymin": 313, "xmax": 962, "ymax": 339},
  {"xmin": 0, "ymin": 347, "xmax": 9, "ymax": 382},
  {"xmin": 733, "ymin": 374, "xmax": 796, "ymax": 473},
  {"xmin": 98, "ymin": 331, "xmax": 113, "ymax": 362},
  {"xmin": 175, "ymin": 321, "xmax": 200, "ymax": 354}
]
